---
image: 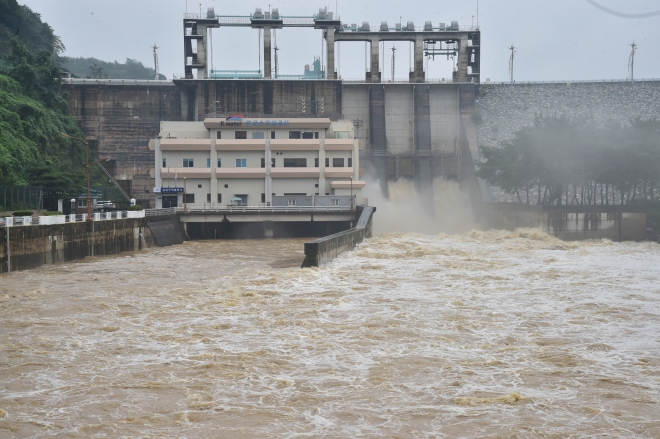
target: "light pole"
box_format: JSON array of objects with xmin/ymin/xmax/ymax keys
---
[
  {"xmin": 61, "ymin": 133, "xmax": 91, "ymax": 220},
  {"xmin": 509, "ymin": 45, "xmax": 516, "ymax": 85}
]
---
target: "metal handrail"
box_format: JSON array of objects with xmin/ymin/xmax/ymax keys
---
[
  {"xmin": 145, "ymin": 205, "xmax": 355, "ymax": 215},
  {"xmin": 485, "ymin": 78, "xmax": 660, "ymax": 85},
  {"xmin": 1, "ymin": 210, "xmax": 145, "ymax": 227}
]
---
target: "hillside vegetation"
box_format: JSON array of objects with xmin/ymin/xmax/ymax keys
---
[
  {"xmin": 0, "ymin": 38, "xmax": 85, "ymax": 194},
  {"xmin": 61, "ymin": 56, "xmax": 166, "ymax": 80}
]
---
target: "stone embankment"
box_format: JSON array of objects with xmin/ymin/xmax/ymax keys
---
[
  {"xmin": 477, "ymin": 81, "xmax": 660, "ymax": 151},
  {"xmin": 476, "ymin": 81, "xmax": 660, "ymax": 207}
]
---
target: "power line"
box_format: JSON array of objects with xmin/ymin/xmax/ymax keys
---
[{"xmin": 583, "ymin": 0, "xmax": 660, "ymax": 18}]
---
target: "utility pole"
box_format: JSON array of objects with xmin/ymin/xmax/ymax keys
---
[
  {"xmin": 391, "ymin": 45, "xmax": 396, "ymax": 82},
  {"xmin": 509, "ymin": 45, "xmax": 516, "ymax": 85},
  {"xmin": 274, "ymin": 29, "xmax": 279, "ymax": 78},
  {"xmin": 152, "ymin": 44, "xmax": 159, "ymax": 80},
  {"xmin": 628, "ymin": 41, "xmax": 637, "ymax": 81}
]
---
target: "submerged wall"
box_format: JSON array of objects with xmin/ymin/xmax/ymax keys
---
[
  {"xmin": 482, "ymin": 203, "xmax": 647, "ymax": 241},
  {"xmin": 1, "ymin": 219, "xmax": 146, "ymax": 274},
  {"xmin": 302, "ymin": 206, "xmax": 375, "ymax": 267}
]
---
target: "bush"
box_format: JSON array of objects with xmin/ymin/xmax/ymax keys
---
[
  {"xmin": 127, "ymin": 204, "xmax": 143, "ymax": 211},
  {"xmin": 472, "ymin": 109, "xmax": 484, "ymax": 126},
  {"xmin": 13, "ymin": 210, "xmax": 33, "ymax": 216},
  {"xmin": 43, "ymin": 211, "xmax": 63, "ymax": 216}
]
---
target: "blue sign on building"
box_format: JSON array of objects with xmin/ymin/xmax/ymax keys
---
[{"xmin": 159, "ymin": 187, "xmax": 184, "ymax": 194}]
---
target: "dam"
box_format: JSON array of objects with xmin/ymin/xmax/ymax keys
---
[{"xmin": 61, "ymin": 6, "xmax": 482, "ymax": 208}]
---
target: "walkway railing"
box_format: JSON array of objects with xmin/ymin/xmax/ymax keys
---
[
  {"xmin": 145, "ymin": 205, "xmax": 355, "ymax": 216},
  {"xmin": 1, "ymin": 210, "xmax": 145, "ymax": 227},
  {"xmin": 485, "ymin": 78, "xmax": 660, "ymax": 85}
]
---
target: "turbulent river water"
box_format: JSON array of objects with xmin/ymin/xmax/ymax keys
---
[{"xmin": 1, "ymin": 230, "xmax": 659, "ymax": 438}]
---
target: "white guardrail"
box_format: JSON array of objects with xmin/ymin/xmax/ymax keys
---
[
  {"xmin": 0, "ymin": 210, "xmax": 145, "ymax": 227},
  {"xmin": 145, "ymin": 205, "xmax": 355, "ymax": 216}
]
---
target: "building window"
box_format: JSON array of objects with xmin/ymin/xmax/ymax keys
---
[
  {"xmin": 261, "ymin": 193, "xmax": 275, "ymax": 203},
  {"xmin": 315, "ymin": 158, "xmax": 319, "ymax": 167},
  {"xmin": 332, "ymin": 198, "xmax": 339, "ymax": 206},
  {"xmin": 302, "ymin": 131, "xmax": 314, "ymax": 139},
  {"xmin": 271, "ymin": 131, "xmax": 275, "ymax": 139},
  {"xmin": 185, "ymin": 194, "xmax": 195, "ymax": 203},
  {"xmin": 162, "ymin": 158, "xmax": 166, "ymax": 167},
  {"xmin": 261, "ymin": 158, "xmax": 276, "ymax": 168},
  {"xmin": 206, "ymin": 158, "xmax": 211, "ymax": 168},
  {"xmin": 333, "ymin": 158, "xmax": 345, "ymax": 167},
  {"xmin": 348, "ymin": 158, "xmax": 353, "ymax": 167},
  {"xmin": 252, "ymin": 131, "xmax": 265, "ymax": 139},
  {"xmin": 198, "ymin": 184, "xmax": 202, "ymax": 188},
  {"xmin": 235, "ymin": 194, "xmax": 248, "ymax": 205},
  {"xmin": 235, "ymin": 131, "xmax": 247, "ymax": 139},
  {"xmin": 289, "ymin": 130, "xmax": 301, "ymax": 139},
  {"xmin": 216, "ymin": 131, "xmax": 222, "ymax": 139},
  {"xmin": 325, "ymin": 158, "xmax": 329, "ymax": 167},
  {"xmin": 315, "ymin": 183, "xmax": 319, "ymax": 187},
  {"xmin": 217, "ymin": 158, "xmax": 222, "ymax": 167},
  {"xmin": 283, "ymin": 158, "xmax": 307, "ymax": 167},
  {"xmin": 288, "ymin": 199, "xmax": 296, "ymax": 206},
  {"xmin": 217, "ymin": 193, "xmax": 222, "ymax": 203},
  {"xmin": 183, "ymin": 158, "xmax": 194, "ymax": 167},
  {"xmin": 236, "ymin": 158, "xmax": 247, "ymax": 167},
  {"xmin": 207, "ymin": 193, "xmax": 211, "ymax": 202},
  {"xmin": 77, "ymin": 199, "xmax": 87, "ymax": 207},
  {"xmin": 224, "ymin": 184, "xmax": 228, "ymax": 188}
]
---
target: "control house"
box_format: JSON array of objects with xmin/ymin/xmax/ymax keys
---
[{"xmin": 149, "ymin": 117, "xmax": 365, "ymax": 209}]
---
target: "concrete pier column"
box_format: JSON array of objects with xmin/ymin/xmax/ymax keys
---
[
  {"xmin": 326, "ymin": 29, "xmax": 335, "ymax": 79},
  {"xmin": 457, "ymin": 36, "xmax": 469, "ymax": 82},
  {"xmin": 154, "ymin": 138, "xmax": 162, "ymax": 208},
  {"xmin": 264, "ymin": 27, "xmax": 272, "ymax": 79},
  {"xmin": 353, "ymin": 136, "xmax": 359, "ymax": 181},
  {"xmin": 210, "ymin": 129, "xmax": 218, "ymax": 204},
  {"xmin": 265, "ymin": 135, "xmax": 273, "ymax": 205},
  {"xmin": 414, "ymin": 35, "xmax": 425, "ymax": 83},
  {"xmin": 319, "ymin": 130, "xmax": 326, "ymax": 194},
  {"xmin": 197, "ymin": 25, "xmax": 208, "ymax": 79},
  {"xmin": 370, "ymin": 38, "xmax": 380, "ymax": 83}
]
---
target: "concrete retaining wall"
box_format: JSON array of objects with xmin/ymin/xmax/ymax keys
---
[
  {"xmin": 144, "ymin": 214, "xmax": 188, "ymax": 246},
  {"xmin": 482, "ymin": 203, "xmax": 647, "ymax": 241},
  {"xmin": 1, "ymin": 219, "xmax": 146, "ymax": 274},
  {"xmin": 301, "ymin": 206, "xmax": 375, "ymax": 267}
]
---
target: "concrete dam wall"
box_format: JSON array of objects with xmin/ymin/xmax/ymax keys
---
[{"xmin": 61, "ymin": 79, "xmax": 660, "ymax": 207}]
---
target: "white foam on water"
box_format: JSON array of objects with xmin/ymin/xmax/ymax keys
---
[{"xmin": 0, "ymin": 234, "xmax": 659, "ymax": 437}]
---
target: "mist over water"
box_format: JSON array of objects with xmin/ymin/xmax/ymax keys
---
[
  {"xmin": 363, "ymin": 177, "xmax": 476, "ymax": 234},
  {"xmin": 1, "ymin": 231, "xmax": 659, "ymax": 437}
]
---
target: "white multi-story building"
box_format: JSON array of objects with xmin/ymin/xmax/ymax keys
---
[{"xmin": 149, "ymin": 117, "xmax": 365, "ymax": 209}]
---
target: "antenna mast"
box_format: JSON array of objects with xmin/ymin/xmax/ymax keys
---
[
  {"xmin": 391, "ymin": 45, "xmax": 396, "ymax": 82},
  {"xmin": 509, "ymin": 45, "xmax": 516, "ymax": 84},
  {"xmin": 274, "ymin": 30, "xmax": 279, "ymax": 78},
  {"xmin": 152, "ymin": 44, "xmax": 159, "ymax": 80},
  {"xmin": 628, "ymin": 41, "xmax": 637, "ymax": 81}
]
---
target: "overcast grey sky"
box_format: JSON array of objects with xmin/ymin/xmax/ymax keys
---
[{"xmin": 21, "ymin": 0, "xmax": 660, "ymax": 81}]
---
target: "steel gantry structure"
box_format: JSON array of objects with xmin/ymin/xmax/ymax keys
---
[{"xmin": 183, "ymin": 7, "xmax": 480, "ymax": 83}]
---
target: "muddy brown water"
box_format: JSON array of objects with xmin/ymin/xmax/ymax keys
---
[{"xmin": 1, "ymin": 230, "xmax": 659, "ymax": 438}]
